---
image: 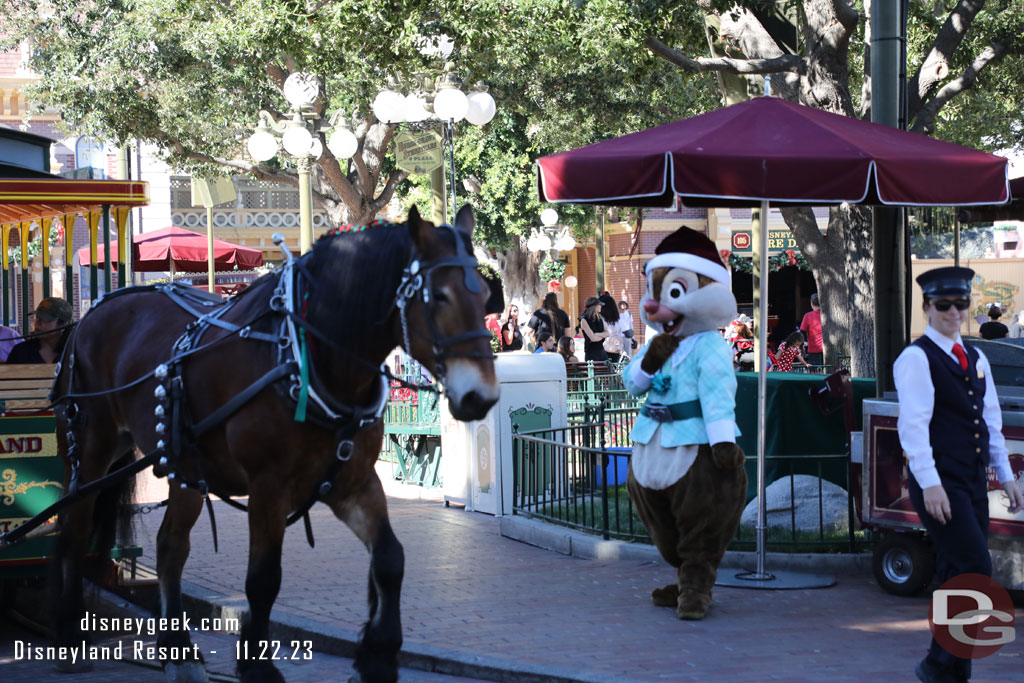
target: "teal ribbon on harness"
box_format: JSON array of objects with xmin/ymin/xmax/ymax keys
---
[
  {"xmin": 294, "ymin": 327, "xmax": 310, "ymax": 423},
  {"xmin": 641, "ymin": 399, "xmax": 702, "ymax": 422}
]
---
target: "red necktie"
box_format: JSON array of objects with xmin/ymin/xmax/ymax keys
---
[{"xmin": 952, "ymin": 343, "xmax": 968, "ymax": 370}]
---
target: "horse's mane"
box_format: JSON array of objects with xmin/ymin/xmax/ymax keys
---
[{"xmin": 305, "ymin": 220, "xmax": 413, "ymax": 355}]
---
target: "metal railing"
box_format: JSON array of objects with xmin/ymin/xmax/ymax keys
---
[{"xmin": 511, "ymin": 401, "xmax": 873, "ymax": 552}]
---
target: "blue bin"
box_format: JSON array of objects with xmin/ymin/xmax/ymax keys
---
[{"xmin": 595, "ymin": 447, "xmax": 631, "ymax": 486}]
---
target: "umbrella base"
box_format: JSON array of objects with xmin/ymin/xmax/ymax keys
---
[{"xmin": 716, "ymin": 568, "xmax": 835, "ymax": 590}]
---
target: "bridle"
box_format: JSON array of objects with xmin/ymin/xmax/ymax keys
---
[{"xmin": 391, "ymin": 223, "xmax": 493, "ymax": 385}]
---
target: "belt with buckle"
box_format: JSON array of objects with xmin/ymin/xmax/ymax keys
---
[{"xmin": 641, "ymin": 400, "xmax": 702, "ymax": 423}]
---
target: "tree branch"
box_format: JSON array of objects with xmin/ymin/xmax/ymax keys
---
[
  {"xmin": 369, "ymin": 169, "xmax": 410, "ymax": 216},
  {"xmin": 906, "ymin": 0, "xmax": 986, "ymax": 121},
  {"xmin": 644, "ymin": 36, "xmax": 803, "ymax": 75},
  {"xmin": 911, "ymin": 42, "xmax": 1005, "ymax": 135},
  {"xmin": 831, "ymin": 0, "xmax": 859, "ymax": 32}
]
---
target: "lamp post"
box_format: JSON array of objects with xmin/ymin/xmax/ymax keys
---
[
  {"xmin": 246, "ymin": 73, "xmax": 359, "ymax": 254},
  {"xmin": 527, "ymin": 209, "xmax": 576, "ymax": 261},
  {"xmin": 370, "ymin": 45, "xmax": 496, "ymax": 225}
]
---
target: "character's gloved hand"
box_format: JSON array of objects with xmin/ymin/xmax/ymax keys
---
[
  {"xmin": 711, "ymin": 442, "xmax": 746, "ymax": 470},
  {"xmin": 641, "ymin": 334, "xmax": 681, "ymax": 375}
]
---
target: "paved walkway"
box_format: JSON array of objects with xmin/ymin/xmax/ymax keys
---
[{"xmin": 118, "ymin": 464, "xmax": 1020, "ymax": 682}]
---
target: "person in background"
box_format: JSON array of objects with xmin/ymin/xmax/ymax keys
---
[
  {"xmin": 527, "ymin": 292, "xmax": 571, "ymax": 345},
  {"xmin": 533, "ymin": 332, "xmax": 555, "ymax": 354},
  {"xmin": 618, "ymin": 300, "xmax": 636, "ymax": 354},
  {"xmin": 1009, "ymin": 310, "xmax": 1024, "ymax": 338},
  {"xmin": 7, "ymin": 297, "xmax": 73, "ymax": 364},
  {"xmin": 771, "ymin": 330, "xmax": 810, "ymax": 372},
  {"xmin": 557, "ymin": 335, "xmax": 579, "ymax": 363},
  {"xmin": 800, "ymin": 293, "xmax": 823, "ymax": 365},
  {"xmin": 978, "ymin": 303, "xmax": 1009, "ymax": 339},
  {"xmin": 599, "ymin": 292, "xmax": 625, "ymax": 363},
  {"xmin": 893, "ymin": 267, "xmax": 1022, "ymax": 683},
  {"xmin": 578, "ymin": 296, "xmax": 609, "ymax": 362},
  {"xmin": 500, "ymin": 303, "xmax": 523, "ymax": 352},
  {"xmin": 0, "ymin": 324, "xmax": 21, "ymax": 362}
]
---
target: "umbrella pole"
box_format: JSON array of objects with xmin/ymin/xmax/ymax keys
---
[{"xmin": 716, "ymin": 200, "xmax": 835, "ymax": 591}]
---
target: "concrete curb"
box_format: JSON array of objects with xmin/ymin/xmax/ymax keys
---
[
  {"xmin": 499, "ymin": 515, "xmax": 873, "ymax": 575},
  {"xmin": 177, "ymin": 578, "xmax": 632, "ymax": 683}
]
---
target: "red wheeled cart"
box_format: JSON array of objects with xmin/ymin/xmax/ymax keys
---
[{"xmin": 858, "ymin": 389, "xmax": 1024, "ymax": 596}]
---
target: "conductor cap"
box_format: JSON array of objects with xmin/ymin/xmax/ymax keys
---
[{"xmin": 915, "ymin": 266, "xmax": 974, "ymax": 298}]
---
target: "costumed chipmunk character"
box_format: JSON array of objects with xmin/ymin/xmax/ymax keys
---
[{"xmin": 623, "ymin": 226, "xmax": 747, "ymax": 620}]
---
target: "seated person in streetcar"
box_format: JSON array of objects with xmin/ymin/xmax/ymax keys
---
[{"xmin": 6, "ymin": 297, "xmax": 73, "ymax": 364}]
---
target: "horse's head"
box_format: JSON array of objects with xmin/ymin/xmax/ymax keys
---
[{"xmin": 402, "ymin": 205, "xmax": 499, "ymax": 421}]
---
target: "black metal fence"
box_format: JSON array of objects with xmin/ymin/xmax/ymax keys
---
[{"xmin": 511, "ymin": 401, "xmax": 872, "ymax": 552}]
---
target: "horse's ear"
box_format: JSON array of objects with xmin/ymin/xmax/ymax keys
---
[
  {"xmin": 407, "ymin": 204, "xmax": 434, "ymax": 249},
  {"xmin": 453, "ymin": 204, "xmax": 475, "ymax": 237}
]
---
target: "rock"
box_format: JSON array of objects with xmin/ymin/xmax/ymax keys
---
[{"xmin": 740, "ymin": 474, "xmax": 849, "ymax": 533}]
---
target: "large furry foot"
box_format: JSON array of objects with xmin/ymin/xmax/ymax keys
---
[
  {"xmin": 651, "ymin": 584, "xmax": 678, "ymax": 607},
  {"xmin": 676, "ymin": 589, "xmax": 711, "ymax": 620}
]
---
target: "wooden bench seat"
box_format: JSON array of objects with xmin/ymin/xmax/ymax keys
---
[{"xmin": 0, "ymin": 364, "xmax": 57, "ymax": 412}]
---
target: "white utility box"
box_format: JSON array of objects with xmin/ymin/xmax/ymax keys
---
[{"xmin": 442, "ymin": 352, "xmax": 567, "ymax": 515}]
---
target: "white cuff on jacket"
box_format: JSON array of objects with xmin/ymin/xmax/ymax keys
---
[
  {"xmin": 629, "ymin": 363, "xmax": 653, "ymax": 391},
  {"xmin": 706, "ymin": 419, "xmax": 736, "ymax": 445}
]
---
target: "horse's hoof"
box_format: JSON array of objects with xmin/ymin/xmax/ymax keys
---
[
  {"xmin": 54, "ymin": 658, "xmax": 94, "ymax": 673},
  {"xmin": 164, "ymin": 660, "xmax": 209, "ymax": 683}
]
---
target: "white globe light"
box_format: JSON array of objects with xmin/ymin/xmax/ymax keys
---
[
  {"xmin": 247, "ymin": 129, "xmax": 279, "ymax": 162},
  {"xmin": 283, "ymin": 72, "xmax": 320, "ymax": 108},
  {"xmin": 465, "ymin": 90, "xmax": 496, "ymax": 126},
  {"xmin": 309, "ymin": 138, "xmax": 323, "ymax": 160},
  {"xmin": 555, "ymin": 234, "xmax": 576, "ymax": 252},
  {"xmin": 540, "ymin": 208, "xmax": 559, "ymax": 227},
  {"xmin": 433, "ymin": 87, "xmax": 468, "ymax": 122},
  {"xmin": 564, "ymin": 275, "xmax": 578, "ymax": 289},
  {"xmin": 535, "ymin": 233, "xmax": 552, "ymax": 251},
  {"xmin": 282, "ymin": 124, "xmax": 314, "ymax": 156},
  {"xmin": 327, "ymin": 127, "xmax": 358, "ymax": 159},
  {"xmin": 372, "ymin": 89, "xmax": 406, "ymax": 123},
  {"xmin": 526, "ymin": 235, "xmax": 541, "ymax": 251},
  {"xmin": 403, "ymin": 93, "xmax": 430, "ymax": 122}
]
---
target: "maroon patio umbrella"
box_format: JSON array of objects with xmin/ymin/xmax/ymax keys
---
[
  {"xmin": 537, "ymin": 96, "xmax": 1008, "ymax": 208},
  {"xmin": 537, "ymin": 96, "xmax": 1010, "ymax": 589},
  {"xmin": 79, "ymin": 225, "xmax": 264, "ymax": 272},
  {"xmin": 959, "ymin": 175, "xmax": 1024, "ymax": 223}
]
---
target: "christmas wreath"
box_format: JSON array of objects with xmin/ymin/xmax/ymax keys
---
[
  {"xmin": 721, "ymin": 248, "xmax": 810, "ymax": 274},
  {"xmin": 538, "ymin": 257, "xmax": 566, "ymax": 282}
]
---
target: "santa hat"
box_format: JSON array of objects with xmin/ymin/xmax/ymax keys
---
[{"xmin": 644, "ymin": 226, "xmax": 729, "ymax": 284}]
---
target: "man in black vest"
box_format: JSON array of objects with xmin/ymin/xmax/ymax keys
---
[{"xmin": 893, "ymin": 267, "xmax": 1023, "ymax": 683}]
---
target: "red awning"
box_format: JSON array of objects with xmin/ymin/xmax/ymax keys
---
[
  {"xmin": 537, "ymin": 97, "xmax": 1009, "ymax": 208},
  {"xmin": 79, "ymin": 225, "xmax": 264, "ymax": 272}
]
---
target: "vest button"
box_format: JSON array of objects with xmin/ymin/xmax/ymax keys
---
[
  {"xmin": 972, "ymin": 405, "xmax": 978, "ymax": 410},
  {"xmin": 968, "ymin": 390, "xmax": 974, "ymax": 396},
  {"xmin": 974, "ymin": 419, "xmax": 980, "ymax": 424},
  {"xmin": 976, "ymin": 447, "xmax": 982, "ymax": 453},
  {"xmin": 975, "ymin": 433, "xmax": 981, "ymax": 439}
]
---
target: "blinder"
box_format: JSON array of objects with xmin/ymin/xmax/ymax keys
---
[{"xmin": 394, "ymin": 224, "xmax": 493, "ymax": 382}]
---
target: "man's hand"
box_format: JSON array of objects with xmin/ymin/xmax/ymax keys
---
[
  {"xmin": 640, "ymin": 334, "xmax": 681, "ymax": 375},
  {"xmin": 1002, "ymin": 480, "xmax": 1024, "ymax": 514},
  {"xmin": 711, "ymin": 442, "xmax": 745, "ymax": 470},
  {"xmin": 922, "ymin": 485, "xmax": 951, "ymax": 525}
]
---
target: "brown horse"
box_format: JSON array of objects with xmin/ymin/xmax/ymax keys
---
[{"xmin": 49, "ymin": 205, "xmax": 498, "ymax": 682}]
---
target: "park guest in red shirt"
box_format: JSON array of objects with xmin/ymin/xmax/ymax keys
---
[{"xmin": 799, "ymin": 293, "xmax": 823, "ymax": 365}]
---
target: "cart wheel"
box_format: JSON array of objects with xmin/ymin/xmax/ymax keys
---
[{"xmin": 873, "ymin": 534, "xmax": 935, "ymax": 596}]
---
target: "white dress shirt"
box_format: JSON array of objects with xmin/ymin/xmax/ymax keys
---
[{"xmin": 893, "ymin": 325, "xmax": 1013, "ymax": 489}]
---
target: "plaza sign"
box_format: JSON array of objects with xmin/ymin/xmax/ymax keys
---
[
  {"xmin": 395, "ymin": 130, "xmax": 443, "ymax": 175},
  {"xmin": 731, "ymin": 228, "xmax": 798, "ymax": 255}
]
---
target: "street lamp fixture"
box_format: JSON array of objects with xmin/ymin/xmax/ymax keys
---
[
  {"xmin": 527, "ymin": 209, "xmax": 576, "ymax": 259},
  {"xmin": 372, "ymin": 52, "xmax": 496, "ymax": 224},
  {"xmin": 246, "ymin": 72, "xmax": 360, "ymax": 254}
]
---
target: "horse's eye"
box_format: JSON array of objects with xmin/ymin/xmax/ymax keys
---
[{"xmin": 434, "ymin": 290, "xmax": 450, "ymax": 305}]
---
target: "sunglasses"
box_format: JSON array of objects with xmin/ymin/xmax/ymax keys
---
[{"xmin": 931, "ymin": 299, "xmax": 970, "ymax": 312}]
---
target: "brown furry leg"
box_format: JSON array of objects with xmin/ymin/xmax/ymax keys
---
[
  {"xmin": 667, "ymin": 445, "xmax": 747, "ymax": 620},
  {"xmin": 626, "ymin": 466, "xmax": 682, "ymax": 608}
]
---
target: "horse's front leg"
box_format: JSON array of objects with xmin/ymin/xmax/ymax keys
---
[
  {"xmin": 327, "ymin": 470, "xmax": 404, "ymax": 683},
  {"xmin": 156, "ymin": 488, "xmax": 208, "ymax": 683},
  {"xmin": 236, "ymin": 484, "xmax": 287, "ymax": 683}
]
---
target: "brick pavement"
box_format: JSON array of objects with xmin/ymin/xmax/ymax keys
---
[{"xmin": 119, "ymin": 466, "xmax": 1021, "ymax": 683}]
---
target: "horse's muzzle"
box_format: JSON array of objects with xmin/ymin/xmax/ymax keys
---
[{"xmin": 449, "ymin": 389, "xmax": 498, "ymax": 421}]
